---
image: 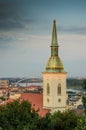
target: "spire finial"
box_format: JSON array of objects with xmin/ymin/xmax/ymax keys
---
[
  {"xmin": 53, "ymin": 19, "xmax": 56, "ymax": 23},
  {"xmin": 51, "ymin": 19, "xmax": 58, "ymax": 46}
]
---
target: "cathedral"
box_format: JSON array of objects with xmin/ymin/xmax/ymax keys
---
[{"xmin": 20, "ymin": 20, "xmax": 67, "ymax": 116}]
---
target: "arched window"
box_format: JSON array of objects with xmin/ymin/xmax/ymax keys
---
[
  {"xmin": 58, "ymin": 83, "xmax": 61, "ymax": 95},
  {"xmin": 47, "ymin": 83, "xmax": 50, "ymax": 95}
]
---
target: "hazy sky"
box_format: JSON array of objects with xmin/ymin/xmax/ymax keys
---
[{"xmin": 0, "ymin": 0, "xmax": 86, "ymax": 78}]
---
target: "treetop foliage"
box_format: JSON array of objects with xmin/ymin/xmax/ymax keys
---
[{"xmin": 0, "ymin": 99, "xmax": 85, "ymax": 130}]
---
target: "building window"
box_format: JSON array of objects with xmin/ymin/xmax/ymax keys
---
[
  {"xmin": 58, "ymin": 83, "xmax": 61, "ymax": 95},
  {"xmin": 47, "ymin": 83, "xmax": 50, "ymax": 95},
  {"xmin": 47, "ymin": 98, "xmax": 49, "ymax": 102},
  {"xmin": 58, "ymin": 98, "xmax": 61, "ymax": 102}
]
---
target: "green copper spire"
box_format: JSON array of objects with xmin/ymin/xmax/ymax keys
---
[
  {"xmin": 45, "ymin": 20, "xmax": 65, "ymax": 73},
  {"xmin": 51, "ymin": 20, "xmax": 59, "ymax": 57},
  {"xmin": 51, "ymin": 19, "xmax": 58, "ymax": 46}
]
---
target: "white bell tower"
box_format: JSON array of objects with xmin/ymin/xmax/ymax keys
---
[{"xmin": 43, "ymin": 20, "xmax": 67, "ymax": 113}]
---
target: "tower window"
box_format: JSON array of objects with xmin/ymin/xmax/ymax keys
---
[
  {"xmin": 47, "ymin": 83, "xmax": 50, "ymax": 95},
  {"xmin": 58, "ymin": 98, "xmax": 61, "ymax": 102},
  {"xmin": 58, "ymin": 83, "xmax": 61, "ymax": 95}
]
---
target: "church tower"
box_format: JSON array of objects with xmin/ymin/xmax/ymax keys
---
[{"xmin": 43, "ymin": 20, "xmax": 67, "ymax": 113}]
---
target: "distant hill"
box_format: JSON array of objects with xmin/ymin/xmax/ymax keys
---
[{"xmin": 67, "ymin": 78, "xmax": 83, "ymax": 89}]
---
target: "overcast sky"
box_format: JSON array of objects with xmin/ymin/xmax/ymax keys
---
[{"xmin": 0, "ymin": 0, "xmax": 86, "ymax": 78}]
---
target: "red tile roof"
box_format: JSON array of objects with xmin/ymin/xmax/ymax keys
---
[
  {"xmin": 20, "ymin": 93, "xmax": 50, "ymax": 117},
  {"xmin": 5, "ymin": 98, "xmax": 14, "ymax": 104},
  {"xmin": 26, "ymin": 85, "xmax": 40, "ymax": 88},
  {"xmin": 0, "ymin": 98, "xmax": 14, "ymax": 106}
]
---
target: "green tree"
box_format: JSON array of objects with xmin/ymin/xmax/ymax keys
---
[
  {"xmin": 82, "ymin": 79, "xmax": 86, "ymax": 91},
  {"xmin": 75, "ymin": 115, "xmax": 86, "ymax": 130},
  {"xmin": 82, "ymin": 96, "xmax": 86, "ymax": 113},
  {"xmin": 38, "ymin": 110, "xmax": 78, "ymax": 130},
  {"xmin": 75, "ymin": 95, "xmax": 86, "ymax": 130},
  {"xmin": 0, "ymin": 100, "xmax": 39, "ymax": 130},
  {"xmin": 50, "ymin": 110, "xmax": 78, "ymax": 130},
  {"xmin": 0, "ymin": 99, "xmax": 80, "ymax": 130},
  {"xmin": 37, "ymin": 113, "xmax": 51, "ymax": 130}
]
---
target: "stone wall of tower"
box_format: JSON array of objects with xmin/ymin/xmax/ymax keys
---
[{"xmin": 43, "ymin": 72, "xmax": 67, "ymax": 112}]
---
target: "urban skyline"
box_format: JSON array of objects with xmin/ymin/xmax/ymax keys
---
[{"xmin": 0, "ymin": 0, "xmax": 86, "ymax": 78}]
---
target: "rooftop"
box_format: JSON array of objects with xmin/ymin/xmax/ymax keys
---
[{"xmin": 20, "ymin": 93, "xmax": 50, "ymax": 117}]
